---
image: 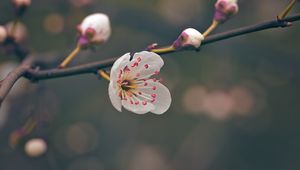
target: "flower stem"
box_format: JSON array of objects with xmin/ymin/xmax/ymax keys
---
[
  {"xmin": 22, "ymin": 118, "xmax": 37, "ymax": 134},
  {"xmin": 98, "ymin": 70, "xmax": 110, "ymax": 81},
  {"xmin": 203, "ymin": 20, "xmax": 219, "ymax": 38},
  {"xmin": 9, "ymin": 117, "xmax": 37, "ymax": 148},
  {"xmin": 59, "ymin": 45, "xmax": 81, "ymax": 68},
  {"xmin": 278, "ymin": 0, "xmax": 297, "ymax": 20},
  {"xmin": 151, "ymin": 45, "xmax": 176, "ymax": 54}
]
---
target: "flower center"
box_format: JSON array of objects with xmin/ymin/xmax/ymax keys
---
[{"xmin": 120, "ymin": 79, "xmax": 135, "ymax": 91}]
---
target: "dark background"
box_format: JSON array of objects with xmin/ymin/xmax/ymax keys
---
[{"xmin": 0, "ymin": 0, "xmax": 300, "ymax": 170}]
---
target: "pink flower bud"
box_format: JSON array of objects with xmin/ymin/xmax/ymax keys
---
[
  {"xmin": 77, "ymin": 13, "xmax": 111, "ymax": 47},
  {"xmin": 6, "ymin": 21, "xmax": 27, "ymax": 43},
  {"xmin": 12, "ymin": 0, "xmax": 31, "ymax": 17},
  {"xmin": 214, "ymin": 0, "xmax": 239, "ymax": 23},
  {"xmin": 173, "ymin": 28, "xmax": 204, "ymax": 49},
  {"xmin": 0, "ymin": 26, "xmax": 8, "ymax": 43},
  {"xmin": 12, "ymin": 0, "xmax": 31, "ymax": 7},
  {"xmin": 70, "ymin": 0, "xmax": 94, "ymax": 7}
]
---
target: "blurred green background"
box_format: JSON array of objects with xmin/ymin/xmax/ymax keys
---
[{"xmin": 1, "ymin": 0, "xmax": 300, "ymax": 170}]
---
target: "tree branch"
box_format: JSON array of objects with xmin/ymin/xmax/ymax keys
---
[
  {"xmin": 0, "ymin": 56, "xmax": 33, "ymax": 105},
  {"xmin": 24, "ymin": 13, "xmax": 300, "ymax": 81},
  {"xmin": 25, "ymin": 57, "xmax": 117, "ymax": 80},
  {"xmin": 1, "ymin": 13, "xmax": 300, "ymax": 107}
]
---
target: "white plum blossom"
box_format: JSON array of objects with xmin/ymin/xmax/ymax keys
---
[
  {"xmin": 77, "ymin": 13, "xmax": 111, "ymax": 47},
  {"xmin": 173, "ymin": 28, "xmax": 204, "ymax": 49},
  {"xmin": 109, "ymin": 51, "xmax": 171, "ymax": 114}
]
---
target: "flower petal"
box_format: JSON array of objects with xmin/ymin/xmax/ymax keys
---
[
  {"xmin": 137, "ymin": 80, "xmax": 171, "ymax": 114},
  {"xmin": 110, "ymin": 53, "xmax": 131, "ymax": 81},
  {"xmin": 121, "ymin": 93, "xmax": 155, "ymax": 114},
  {"xmin": 129, "ymin": 51, "xmax": 164, "ymax": 79},
  {"xmin": 108, "ymin": 81, "xmax": 122, "ymax": 112}
]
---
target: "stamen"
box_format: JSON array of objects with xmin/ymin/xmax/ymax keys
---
[
  {"xmin": 150, "ymin": 98, "xmax": 156, "ymax": 103},
  {"xmin": 131, "ymin": 62, "xmax": 138, "ymax": 68},
  {"xmin": 123, "ymin": 66, "xmax": 130, "ymax": 72},
  {"xmin": 133, "ymin": 91, "xmax": 154, "ymax": 101},
  {"xmin": 126, "ymin": 85, "xmax": 138, "ymax": 89},
  {"xmin": 131, "ymin": 94, "xmax": 144, "ymax": 106}
]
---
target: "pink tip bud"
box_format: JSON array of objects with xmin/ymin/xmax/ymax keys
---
[
  {"xmin": 214, "ymin": 0, "xmax": 239, "ymax": 23},
  {"xmin": 12, "ymin": 0, "xmax": 31, "ymax": 17},
  {"xmin": 173, "ymin": 28, "xmax": 204, "ymax": 49},
  {"xmin": 77, "ymin": 13, "xmax": 111, "ymax": 47},
  {"xmin": 6, "ymin": 21, "xmax": 27, "ymax": 43},
  {"xmin": 12, "ymin": 0, "xmax": 31, "ymax": 7}
]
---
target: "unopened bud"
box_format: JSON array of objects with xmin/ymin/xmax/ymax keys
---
[
  {"xmin": 214, "ymin": 0, "xmax": 238, "ymax": 23},
  {"xmin": 6, "ymin": 21, "xmax": 27, "ymax": 43},
  {"xmin": 0, "ymin": 26, "xmax": 7, "ymax": 43},
  {"xmin": 12, "ymin": 0, "xmax": 31, "ymax": 17},
  {"xmin": 12, "ymin": 0, "xmax": 31, "ymax": 7},
  {"xmin": 173, "ymin": 28, "xmax": 204, "ymax": 49},
  {"xmin": 24, "ymin": 138, "xmax": 47, "ymax": 157},
  {"xmin": 77, "ymin": 13, "xmax": 111, "ymax": 47}
]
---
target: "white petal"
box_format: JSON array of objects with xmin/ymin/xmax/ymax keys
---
[
  {"xmin": 129, "ymin": 51, "xmax": 164, "ymax": 79},
  {"xmin": 108, "ymin": 81, "xmax": 122, "ymax": 112},
  {"xmin": 121, "ymin": 94, "xmax": 155, "ymax": 114},
  {"xmin": 138, "ymin": 80, "xmax": 171, "ymax": 114},
  {"xmin": 110, "ymin": 53, "xmax": 131, "ymax": 81}
]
